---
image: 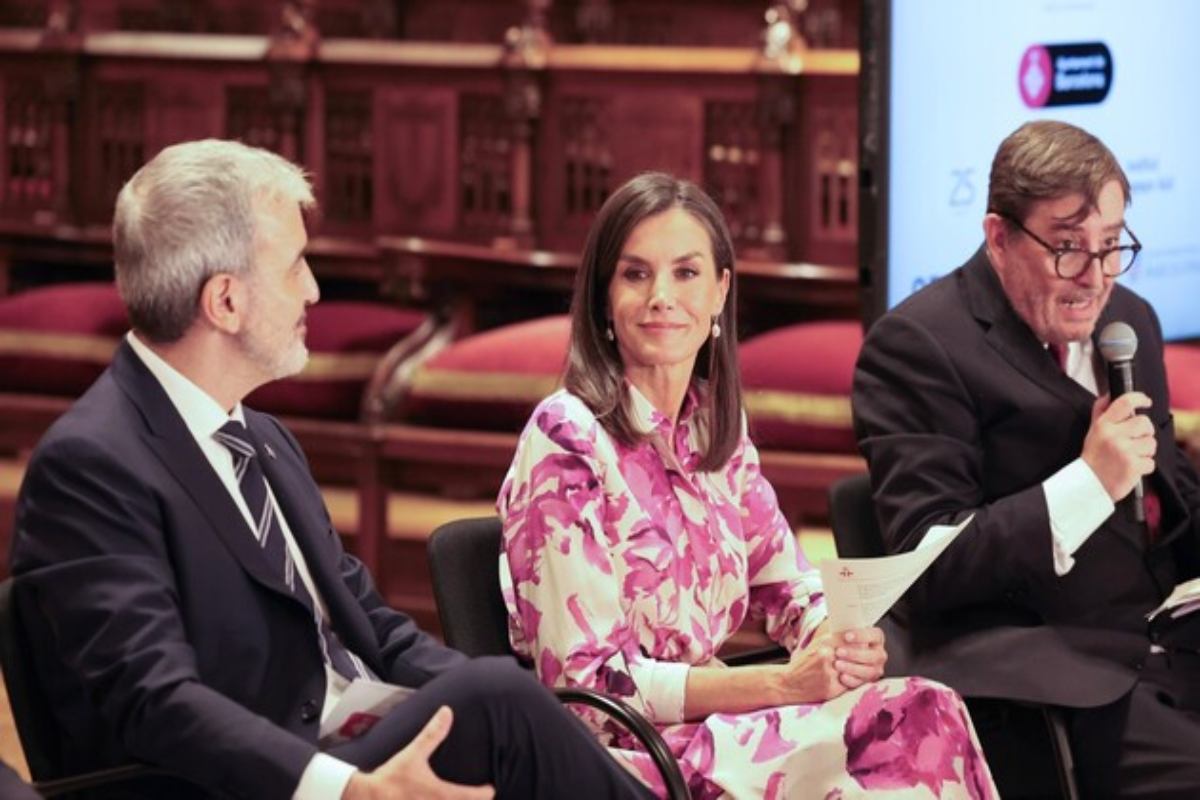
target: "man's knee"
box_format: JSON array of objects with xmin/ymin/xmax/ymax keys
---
[
  {"xmin": 1071, "ymin": 681, "xmax": 1200, "ymax": 798},
  {"xmin": 445, "ymin": 656, "xmax": 557, "ymax": 712}
]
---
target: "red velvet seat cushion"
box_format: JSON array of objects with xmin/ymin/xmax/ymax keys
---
[
  {"xmin": 740, "ymin": 320, "xmax": 862, "ymax": 453},
  {"xmin": 0, "ymin": 283, "xmax": 126, "ymax": 396},
  {"xmin": 1165, "ymin": 343, "xmax": 1200, "ymax": 443},
  {"xmin": 248, "ymin": 301, "xmax": 428, "ymax": 420},
  {"xmin": 399, "ymin": 315, "xmax": 569, "ymax": 431}
]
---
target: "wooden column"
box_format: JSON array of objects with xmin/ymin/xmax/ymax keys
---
[
  {"xmin": 44, "ymin": 0, "xmax": 79, "ymax": 40},
  {"xmin": 755, "ymin": 1, "xmax": 808, "ymax": 260},
  {"xmin": 498, "ymin": 0, "xmax": 551, "ymax": 249},
  {"xmin": 265, "ymin": 2, "xmax": 318, "ymax": 165}
]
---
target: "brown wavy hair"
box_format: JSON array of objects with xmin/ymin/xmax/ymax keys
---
[{"xmin": 563, "ymin": 172, "xmax": 742, "ymax": 471}]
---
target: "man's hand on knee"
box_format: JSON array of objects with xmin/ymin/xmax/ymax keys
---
[{"xmin": 342, "ymin": 706, "xmax": 495, "ymax": 800}]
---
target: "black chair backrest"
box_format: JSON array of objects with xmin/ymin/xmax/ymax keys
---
[
  {"xmin": 427, "ymin": 517, "xmax": 514, "ymax": 659},
  {"xmin": 827, "ymin": 477, "xmax": 1078, "ymax": 798},
  {"xmin": 0, "ymin": 577, "xmax": 62, "ymax": 780},
  {"xmin": 429, "ymin": 518, "xmax": 693, "ymax": 799},
  {"xmin": 828, "ymin": 473, "xmax": 884, "ymax": 558},
  {"xmin": 827, "ymin": 473, "xmax": 915, "ymax": 672}
]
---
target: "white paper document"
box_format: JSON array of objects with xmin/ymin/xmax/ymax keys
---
[
  {"xmin": 318, "ymin": 679, "xmax": 414, "ymax": 746},
  {"xmin": 817, "ymin": 515, "xmax": 975, "ymax": 632},
  {"xmin": 1148, "ymin": 576, "xmax": 1200, "ymax": 622}
]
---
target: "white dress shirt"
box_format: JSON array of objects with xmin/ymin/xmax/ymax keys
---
[{"xmin": 1039, "ymin": 338, "xmax": 1116, "ymax": 575}]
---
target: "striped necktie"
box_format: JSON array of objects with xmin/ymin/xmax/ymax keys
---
[{"xmin": 214, "ymin": 421, "xmax": 372, "ymax": 681}]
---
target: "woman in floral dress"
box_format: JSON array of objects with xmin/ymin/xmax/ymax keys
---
[{"xmin": 498, "ymin": 172, "xmax": 996, "ymax": 799}]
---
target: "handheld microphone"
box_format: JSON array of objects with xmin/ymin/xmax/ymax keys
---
[{"xmin": 1097, "ymin": 321, "xmax": 1145, "ymax": 522}]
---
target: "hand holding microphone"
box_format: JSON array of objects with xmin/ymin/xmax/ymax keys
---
[{"xmin": 1082, "ymin": 322, "xmax": 1156, "ymax": 519}]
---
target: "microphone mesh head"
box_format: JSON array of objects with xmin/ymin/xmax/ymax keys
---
[{"xmin": 1098, "ymin": 321, "xmax": 1138, "ymax": 362}]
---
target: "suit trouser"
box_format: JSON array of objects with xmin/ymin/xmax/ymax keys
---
[
  {"xmin": 332, "ymin": 656, "xmax": 657, "ymax": 800},
  {"xmin": 1068, "ymin": 651, "xmax": 1200, "ymax": 799},
  {"xmin": 0, "ymin": 761, "xmax": 38, "ymax": 800}
]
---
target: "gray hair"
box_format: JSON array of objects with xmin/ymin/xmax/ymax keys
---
[{"xmin": 113, "ymin": 139, "xmax": 315, "ymax": 342}]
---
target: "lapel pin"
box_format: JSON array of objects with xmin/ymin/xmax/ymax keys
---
[{"xmin": 263, "ymin": 443, "xmax": 276, "ymax": 459}]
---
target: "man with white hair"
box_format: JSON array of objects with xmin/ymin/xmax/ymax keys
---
[{"xmin": 11, "ymin": 139, "xmax": 655, "ymax": 800}]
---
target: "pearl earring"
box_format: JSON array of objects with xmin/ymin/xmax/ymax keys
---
[
  {"xmin": 711, "ymin": 317, "xmax": 721, "ymax": 339},
  {"xmin": 605, "ymin": 324, "xmax": 615, "ymax": 341}
]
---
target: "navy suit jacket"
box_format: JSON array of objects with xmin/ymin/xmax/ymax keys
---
[
  {"xmin": 853, "ymin": 247, "xmax": 1200, "ymax": 708},
  {"xmin": 11, "ymin": 341, "xmax": 466, "ymax": 798}
]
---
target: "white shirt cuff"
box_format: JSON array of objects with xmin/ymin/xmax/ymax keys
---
[
  {"xmin": 293, "ymin": 753, "xmax": 358, "ymax": 800},
  {"xmin": 1044, "ymin": 458, "xmax": 1115, "ymax": 576},
  {"xmin": 638, "ymin": 658, "xmax": 692, "ymax": 724}
]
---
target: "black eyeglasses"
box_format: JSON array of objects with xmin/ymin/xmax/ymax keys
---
[{"xmin": 998, "ymin": 213, "xmax": 1142, "ymax": 280}]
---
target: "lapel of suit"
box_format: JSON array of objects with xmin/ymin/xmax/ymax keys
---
[
  {"xmin": 962, "ymin": 247, "xmax": 1095, "ymax": 415},
  {"xmin": 249, "ymin": 416, "xmax": 337, "ymax": 591},
  {"xmin": 248, "ymin": 412, "xmax": 379, "ymax": 663},
  {"xmin": 110, "ymin": 342, "xmax": 298, "ymax": 602},
  {"xmin": 962, "ymin": 250, "xmax": 1151, "ymax": 552}
]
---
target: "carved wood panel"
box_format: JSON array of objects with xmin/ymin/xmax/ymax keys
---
[
  {"xmin": 145, "ymin": 73, "xmax": 221, "ymax": 156},
  {"xmin": 458, "ymin": 93, "xmax": 511, "ymax": 240},
  {"xmin": 225, "ymin": 84, "xmax": 304, "ymax": 162},
  {"xmin": 1, "ymin": 79, "xmax": 57, "ymax": 212},
  {"xmin": 541, "ymin": 88, "xmax": 703, "ymax": 251},
  {"xmin": 789, "ymin": 74, "xmax": 857, "ymax": 265},
  {"xmin": 317, "ymin": 0, "xmax": 400, "ymax": 39},
  {"xmin": 704, "ymin": 100, "xmax": 762, "ymax": 247},
  {"xmin": 561, "ymin": 95, "xmax": 612, "ymax": 220},
  {"xmin": 609, "ymin": 92, "xmax": 702, "ymax": 183},
  {"xmin": 324, "ymin": 88, "xmax": 374, "ymax": 228},
  {"xmin": 27, "ymin": 0, "xmax": 858, "ymax": 47},
  {"xmin": 565, "ymin": 1, "xmax": 763, "ymax": 46},
  {"xmin": 90, "ymin": 80, "xmax": 145, "ymax": 222},
  {"xmin": 377, "ymin": 88, "xmax": 456, "ymax": 235},
  {"xmin": 810, "ymin": 104, "xmax": 856, "ymax": 244},
  {"xmin": 0, "ymin": 1, "xmax": 46, "ymax": 28}
]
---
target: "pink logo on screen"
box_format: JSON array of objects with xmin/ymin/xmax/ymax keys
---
[{"xmin": 1019, "ymin": 45, "xmax": 1053, "ymax": 107}]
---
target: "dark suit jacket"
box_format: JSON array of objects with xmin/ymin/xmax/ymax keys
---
[
  {"xmin": 853, "ymin": 247, "xmax": 1200, "ymax": 708},
  {"xmin": 10, "ymin": 341, "xmax": 466, "ymax": 799}
]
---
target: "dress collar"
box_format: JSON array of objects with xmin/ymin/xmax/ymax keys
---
[
  {"xmin": 627, "ymin": 381, "xmax": 700, "ymax": 435},
  {"xmin": 627, "ymin": 380, "xmax": 703, "ymax": 472}
]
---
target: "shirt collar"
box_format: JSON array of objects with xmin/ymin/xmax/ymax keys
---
[
  {"xmin": 1043, "ymin": 338, "xmax": 1098, "ymax": 393},
  {"xmin": 627, "ymin": 381, "xmax": 702, "ymax": 444},
  {"xmin": 125, "ymin": 331, "xmax": 246, "ymax": 441}
]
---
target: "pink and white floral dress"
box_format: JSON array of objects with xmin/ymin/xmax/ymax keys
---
[{"xmin": 499, "ymin": 386, "xmax": 996, "ymax": 799}]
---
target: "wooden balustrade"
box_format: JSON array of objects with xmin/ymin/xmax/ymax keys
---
[
  {"xmin": 0, "ymin": 1, "xmax": 858, "ymax": 48},
  {"xmin": 0, "ymin": 22, "xmax": 859, "ymax": 323}
]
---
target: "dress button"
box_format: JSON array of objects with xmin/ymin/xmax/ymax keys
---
[{"xmin": 300, "ymin": 700, "xmax": 319, "ymax": 722}]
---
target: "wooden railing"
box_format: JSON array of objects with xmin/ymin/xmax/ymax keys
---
[{"xmin": 0, "ymin": 23, "xmax": 859, "ymax": 320}]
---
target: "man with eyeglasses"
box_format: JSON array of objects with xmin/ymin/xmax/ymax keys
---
[{"xmin": 853, "ymin": 119, "xmax": 1200, "ymax": 797}]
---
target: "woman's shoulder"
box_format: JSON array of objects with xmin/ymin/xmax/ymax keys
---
[
  {"xmin": 528, "ymin": 387, "xmax": 600, "ymax": 426},
  {"xmin": 532, "ymin": 383, "xmax": 592, "ymax": 417},
  {"xmin": 519, "ymin": 388, "xmax": 610, "ymax": 455}
]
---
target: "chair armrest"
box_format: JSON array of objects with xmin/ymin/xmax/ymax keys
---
[{"xmin": 554, "ymin": 688, "xmax": 690, "ymax": 800}]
